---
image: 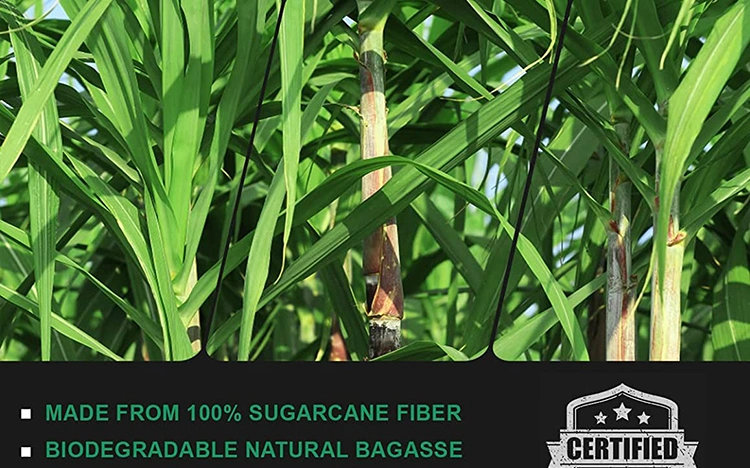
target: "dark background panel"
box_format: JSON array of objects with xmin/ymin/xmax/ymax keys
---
[{"xmin": 2, "ymin": 357, "xmax": 744, "ymax": 467}]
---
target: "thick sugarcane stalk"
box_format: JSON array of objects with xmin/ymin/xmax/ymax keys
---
[
  {"xmin": 649, "ymin": 133, "xmax": 685, "ymax": 361},
  {"xmin": 606, "ymin": 120, "xmax": 635, "ymax": 361},
  {"xmin": 357, "ymin": 1, "xmax": 404, "ymax": 358},
  {"xmin": 650, "ymin": 107, "xmax": 684, "ymax": 360}
]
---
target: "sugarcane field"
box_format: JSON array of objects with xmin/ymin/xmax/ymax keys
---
[{"xmin": 0, "ymin": 0, "xmax": 748, "ymax": 363}]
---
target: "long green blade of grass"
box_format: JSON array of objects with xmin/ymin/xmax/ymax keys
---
[
  {"xmin": 239, "ymin": 162, "xmax": 288, "ymax": 361},
  {"xmin": 278, "ymin": 0, "xmax": 304, "ymax": 275},
  {"xmin": 4, "ymin": 4, "xmax": 63, "ymax": 361},
  {"xmin": 712, "ymin": 222, "xmax": 750, "ymax": 360}
]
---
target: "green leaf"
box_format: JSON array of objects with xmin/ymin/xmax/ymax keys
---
[
  {"xmin": 0, "ymin": 219, "xmax": 163, "ymax": 347},
  {"xmin": 410, "ymin": 194, "xmax": 484, "ymax": 294},
  {"xmin": 357, "ymin": 0, "xmax": 398, "ymax": 30},
  {"xmin": 238, "ymin": 161, "xmax": 288, "ymax": 361},
  {"xmin": 657, "ymin": 0, "xmax": 750, "ymax": 295},
  {"xmin": 4, "ymin": 3, "xmax": 64, "ymax": 361},
  {"xmin": 0, "ymin": 284, "xmax": 124, "ymax": 362},
  {"xmin": 279, "ymin": 0, "xmax": 304, "ymax": 276},
  {"xmin": 316, "ymin": 261, "xmax": 369, "ymax": 362},
  {"xmin": 0, "ymin": 0, "xmax": 112, "ymax": 183},
  {"xmin": 712, "ymin": 225, "xmax": 750, "ymax": 360},
  {"xmin": 371, "ymin": 341, "xmax": 469, "ymax": 361},
  {"xmin": 494, "ymin": 274, "xmax": 605, "ymax": 360}
]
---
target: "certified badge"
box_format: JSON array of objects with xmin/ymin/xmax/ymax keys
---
[{"xmin": 547, "ymin": 383, "xmax": 698, "ymax": 467}]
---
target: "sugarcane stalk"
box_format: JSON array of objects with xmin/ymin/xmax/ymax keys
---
[
  {"xmin": 329, "ymin": 316, "xmax": 348, "ymax": 361},
  {"xmin": 650, "ymin": 104, "xmax": 683, "ymax": 360},
  {"xmin": 606, "ymin": 119, "xmax": 636, "ymax": 361},
  {"xmin": 179, "ymin": 259, "xmax": 201, "ymax": 353},
  {"xmin": 330, "ymin": 211, "xmax": 351, "ymax": 362},
  {"xmin": 356, "ymin": 0, "xmax": 404, "ymax": 359},
  {"xmin": 587, "ymin": 257, "xmax": 606, "ymax": 361}
]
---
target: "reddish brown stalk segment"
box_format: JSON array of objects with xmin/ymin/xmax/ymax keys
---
[
  {"xmin": 358, "ymin": 9, "xmax": 404, "ymax": 359},
  {"xmin": 329, "ymin": 316, "xmax": 348, "ymax": 361}
]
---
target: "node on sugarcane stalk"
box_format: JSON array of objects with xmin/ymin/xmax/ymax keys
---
[{"xmin": 356, "ymin": 0, "xmax": 404, "ymax": 359}]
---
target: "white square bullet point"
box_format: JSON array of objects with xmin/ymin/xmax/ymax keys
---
[
  {"xmin": 20, "ymin": 408, "xmax": 31, "ymax": 420},
  {"xmin": 20, "ymin": 447, "xmax": 31, "ymax": 458}
]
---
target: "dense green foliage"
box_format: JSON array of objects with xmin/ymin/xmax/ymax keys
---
[{"xmin": 0, "ymin": 0, "xmax": 747, "ymax": 361}]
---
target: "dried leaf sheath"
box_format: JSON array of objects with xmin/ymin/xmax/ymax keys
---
[{"xmin": 357, "ymin": 3, "xmax": 404, "ymax": 358}]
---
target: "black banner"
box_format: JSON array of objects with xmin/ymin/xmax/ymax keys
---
[{"xmin": 3, "ymin": 358, "xmax": 743, "ymax": 466}]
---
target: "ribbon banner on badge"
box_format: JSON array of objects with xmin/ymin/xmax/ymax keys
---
[{"xmin": 547, "ymin": 384, "xmax": 698, "ymax": 467}]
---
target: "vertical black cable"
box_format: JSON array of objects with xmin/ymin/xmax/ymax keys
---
[
  {"xmin": 203, "ymin": 0, "xmax": 288, "ymax": 352},
  {"xmin": 488, "ymin": 0, "xmax": 576, "ymax": 350}
]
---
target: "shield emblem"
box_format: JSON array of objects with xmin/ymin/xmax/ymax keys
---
[{"xmin": 547, "ymin": 383, "xmax": 698, "ymax": 467}]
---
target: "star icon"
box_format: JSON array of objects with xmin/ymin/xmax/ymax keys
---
[
  {"xmin": 613, "ymin": 402, "xmax": 632, "ymax": 420},
  {"xmin": 594, "ymin": 412, "xmax": 607, "ymax": 425},
  {"xmin": 637, "ymin": 411, "xmax": 651, "ymax": 425}
]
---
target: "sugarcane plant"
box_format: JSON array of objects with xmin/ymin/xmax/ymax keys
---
[
  {"xmin": 576, "ymin": 0, "xmax": 638, "ymax": 361},
  {"xmin": 356, "ymin": 0, "xmax": 404, "ymax": 359},
  {"xmin": 606, "ymin": 99, "xmax": 636, "ymax": 361},
  {"xmin": 0, "ymin": 0, "xmax": 748, "ymax": 362}
]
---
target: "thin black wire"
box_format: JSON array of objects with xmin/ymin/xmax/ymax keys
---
[
  {"xmin": 488, "ymin": 0, "xmax": 576, "ymax": 349},
  {"xmin": 203, "ymin": 0, "xmax": 288, "ymax": 350}
]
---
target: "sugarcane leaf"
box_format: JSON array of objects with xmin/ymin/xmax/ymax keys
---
[
  {"xmin": 511, "ymin": 121, "xmax": 612, "ymax": 229},
  {"xmin": 633, "ymin": 0, "xmax": 680, "ymax": 100},
  {"xmin": 143, "ymin": 192, "xmax": 194, "ymax": 360},
  {"xmin": 660, "ymin": 0, "xmax": 697, "ymax": 70},
  {"xmin": 0, "ymin": 219, "xmax": 163, "ymax": 346},
  {"xmin": 279, "ymin": 0, "xmax": 304, "ymax": 278},
  {"xmin": 712, "ymin": 225, "xmax": 750, "ymax": 360},
  {"xmin": 0, "ymin": 284, "xmax": 124, "ymax": 361},
  {"xmin": 177, "ymin": 0, "xmax": 265, "ymax": 292},
  {"xmin": 657, "ymin": 0, "xmax": 750, "ymax": 292},
  {"xmin": 371, "ymin": 340, "xmax": 469, "ymax": 361},
  {"xmin": 357, "ymin": 0, "xmax": 398, "ymax": 30},
  {"xmin": 4, "ymin": 2, "xmax": 63, "ymax": 361},
  {"xmin": 505, "ymin": 0, "xmax": 667, "ymax": 144},
  {"xmin": 238, "ymin": 161, "xmax": 287, "ymax": 361},
  {"xmin": 317, "ymin": 262, "xmax": 369, "ymax": 362},
  {"xmin": 163, "ymin": 0, "xmax": 214, "ymax": 254},
  {"xmin": 161, "ymin": 0, "xmax": 187, "ymax": 247},
  {"xmin": 683, "ymin": 168, "xmax": 750, "ymax": 241},
  {"xmin": 410, "ymin": 194, "xmax": 484, "ymax": 294},
  {"xmin": 388, "ymin": 16, "xmax": 492, "ymax": 99},
  {"xmin": 682, "ymin": 113, "xmax": 750, "ymax": 239},
  {"xmin": 65, "ymin": 157, "xmax": 191, "ymax": 358},
  {"xmin": 494, "ymin": 274, "xmax": 605, "ymax": 360},
  {"xmin": 0, "ymin": 0, "xmax": 112, "ymax": 183},
  {"xmin": 490, "ymin": 207, "xmax": 590, "ymax": 362}
]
